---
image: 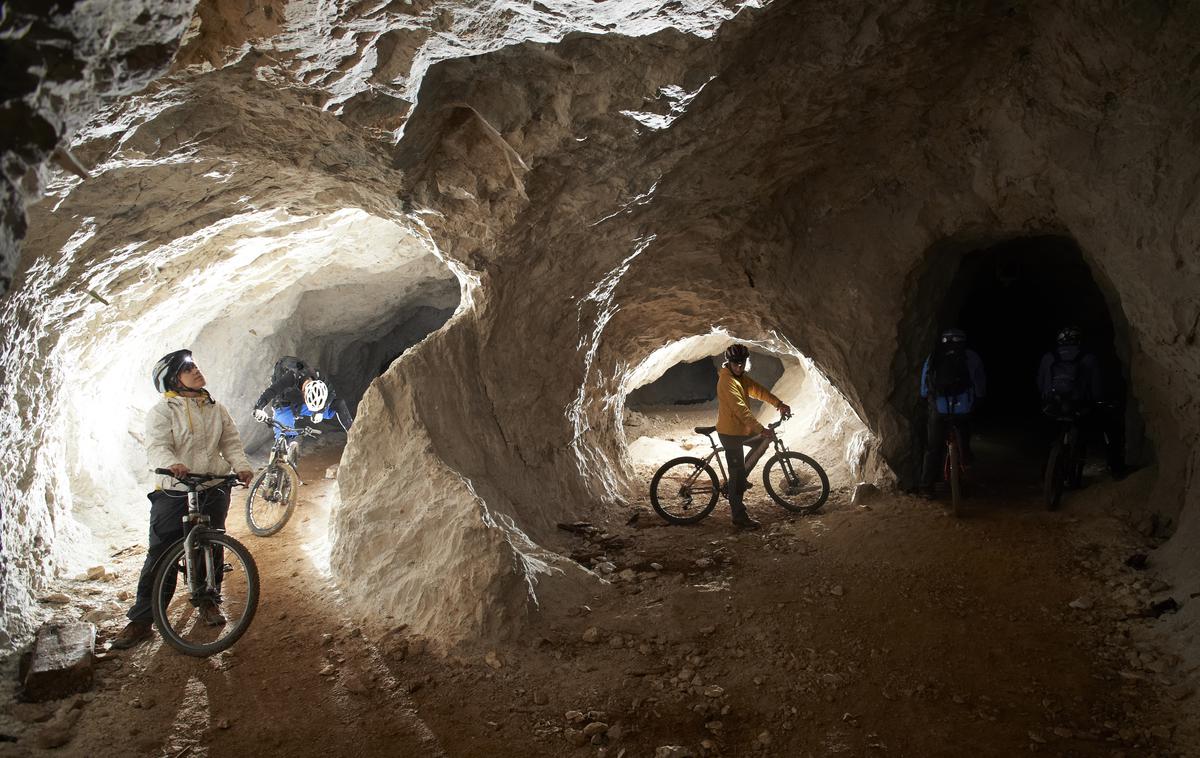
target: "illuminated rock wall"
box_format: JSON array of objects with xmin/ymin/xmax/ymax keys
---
[{"xmin": 2, "ymin": 0, "xmax": 1198, "ymax": 649}]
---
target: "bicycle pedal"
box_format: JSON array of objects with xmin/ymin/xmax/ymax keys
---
[{"xmin": 222, "ymin": 563, "xmax": 234, "ymax": 574}]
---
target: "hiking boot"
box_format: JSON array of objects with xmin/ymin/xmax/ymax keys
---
[
  {"xmin": 198, "ymin": 600, "xmax": 226, "ymax": 627},
  {"xmin": 110, "ymin": 620, "xmax": 154, "ymax": 650},
  {"xmin": 732, "ymin": 516, "xmax": 762, "ymax": 530}
]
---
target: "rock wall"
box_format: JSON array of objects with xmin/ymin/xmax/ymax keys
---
[
  {"xmin": 2, "ymin": 0, "xmax": 1198, "ymax": 650},
  {"xmin": 0, "ymin": 1, "xmax": 196, "ymax": 295}
]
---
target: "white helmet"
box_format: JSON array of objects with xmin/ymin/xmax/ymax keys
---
[{"xmin": 303, "ymin": 379, "xmax": 329, "ymax": 412}]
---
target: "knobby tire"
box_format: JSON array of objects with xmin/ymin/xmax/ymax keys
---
[
  {"xmin": 762, "ymin": 452, "xmax": 830, "ymax": 515},
  {"xmin": 150, "ymin": 532, "xmax": 260, "ymax": 657},
  {"xmin": 245, "ymin": 463, "xmax": 298, "ymax": 537},
  {"xmin": 650, "ymin": 457, "xmax": 719, "ymax": 525},
  {"xmin": 1045, "ymin": 439, "xmax": 1066, "ymax": 510},
  {"xmin": 948, "ymin": 440, "xmax": 963, "ymax": 517}
]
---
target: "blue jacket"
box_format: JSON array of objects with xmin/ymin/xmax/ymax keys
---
[{"xmin": 921, "ymin": 350, "xmax": 986, "ymax": 415}]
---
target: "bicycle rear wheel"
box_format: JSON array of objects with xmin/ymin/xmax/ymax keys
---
[
  {"xmin": 948, "ymin": 441, "xmax": 963, "ymax": 517},
  {"xmin": 650, "ymin": 457, "xmax": 719, "ymax": 524},
  {"xmin": 245, "ymin": 463, "xmax": 298, "ymax": 537},
  {"xmin": 763, "ymin": 452, "xmax": 829, "ymax": 514},
  {"xmin": 151, "ymin": 532, "xmax": 260, "ymax": 657},
  {"xmin": 1044, "ymin": 439, "xmax": 1066, "ymax": 510}
]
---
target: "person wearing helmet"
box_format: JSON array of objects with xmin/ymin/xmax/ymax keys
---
[
  {"xmin": 716, "ymin": 344, "xmax": 791, "ymax": 530},
  {"xmin": 1037, "ymin": 326, "xmax": 1128, "ymax": 479},
  {"xmin": 252, "ymin": 357, "xmax": 353, "ymax": 439},
  {"xmin": 918, "ymin": 328, "xmax": 987, "ymax": 499},
  {"xmin": 111, "ymin": 350, "xmax": 253, "ymax": 650}
]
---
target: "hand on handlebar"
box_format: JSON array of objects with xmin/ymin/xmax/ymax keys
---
[
  {"xmin": 237, "ymin": 469, "xmax": 253, "ymax": 486},
  {"xmin": 168, "ymin": 463, "xmax": 190, "ymax": 479},
  {"xmin": 777, "ymin": 403, "xmax": 792, "ymax": 420},
  {"xmin": 254, "ymin": 408, "xmax": 270, "ymax": 423}
]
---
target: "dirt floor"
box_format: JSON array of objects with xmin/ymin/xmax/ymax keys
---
[{"xmin": 2, "ymin": 421, "xmax": 1197, "ymax": 757}]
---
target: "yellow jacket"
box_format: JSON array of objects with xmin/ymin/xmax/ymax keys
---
[{"xmin": 715, "ymin": 365, "xmax": 783, "ymax": 436}]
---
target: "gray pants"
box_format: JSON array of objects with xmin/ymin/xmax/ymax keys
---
[{"xmin": 719, "ymin": 433, "xmax": 767, "ymax": 521}]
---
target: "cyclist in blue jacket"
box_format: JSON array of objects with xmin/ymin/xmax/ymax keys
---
[
  {"xmin": 919, "ymin": 328, "xmax": 986, "ymax": 498},
  {"xmin": 252, "ymin": 356, "xmax": 353, "ymax": 438}
]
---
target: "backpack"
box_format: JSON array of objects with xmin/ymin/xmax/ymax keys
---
[
  {"xmin": 272, "ymin": 356, "xmax": 309, "ymax": 384},
  {"xmin": 1049, "ymin": 352, "xmax": 1081, "ymax": 399},
  {"xmin": 930, "ymin": 345, "xmax": 971, "ymax": 396}
]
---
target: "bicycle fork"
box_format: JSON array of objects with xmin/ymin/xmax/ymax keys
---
[{"xmin": 182, "ymin": 493, "xmax": 219, "ymax": 601}]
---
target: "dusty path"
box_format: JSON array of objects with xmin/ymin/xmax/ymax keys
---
[
  {"xmin": 2, "ymin": 442, "xmax": 1194, "ymax": 757},
  {"xmin": 1, "ymin": 447, "xmax": 444, "ymax": 758}
]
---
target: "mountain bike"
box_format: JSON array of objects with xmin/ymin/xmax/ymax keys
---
[
  {"xmin": 649, "ymin": 414, "xmax": 830, "ymax": 524},
  {"xmin": 244, "ymin": 417, "xmax": 321, "ymax": 537},
  {"xmin": 150, "ymin": 470, "xmax": 259, "ymax": 657},
  {"xmin": 1043, "ymin": 404, "xmax": 1086, "ymax": 510},
  {"xmin": 941, "ymin": 417, "xmax": 967, "ymax": 517}
]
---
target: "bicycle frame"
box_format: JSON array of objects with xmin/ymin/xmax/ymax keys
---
[
  {"xmin": 697, "ymin": 424, "xmax": 789, "ymax": 488},
  {"xmin": 155, "ymin": 471, "xmax": 240, "ymax": 601}
]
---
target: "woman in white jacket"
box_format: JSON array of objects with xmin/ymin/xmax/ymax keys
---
[{"xmin": 111, "ymin": 350, "xmax": 253, "ymax": 650}]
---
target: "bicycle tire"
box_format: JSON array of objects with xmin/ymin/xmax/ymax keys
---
[
  {"xmin": 245, "ymin": 463, "xmax": 298, "ymax": 537},
  {"xmin": 151, "ymin": 532, "xmax": 259, "ymax": 657},
  {"xmin": 1067, "ymin": 427, "xmax": 1084, "ymax": 488},
  {"xmin": 948, "ymin": 441, "xmax": 963, "ymax": 517},
  {"xmin": 1044, "ymin": 439, "xmax": 1065, "ymax": 510},
  {"xmin": 650, "ymin": 457, "xmax": 719, "ymax": 524},
  {"xmin": 762, "ymin": 452, "xmax": 830, "ymax": 514}
]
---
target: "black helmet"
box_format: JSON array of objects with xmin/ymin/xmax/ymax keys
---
[
  {"xmin": 152, "ymin": 349, "xmax": 193, "ymax": 393},
  {"xmin": 940, "ymin": 328, "xmax": 967, "ymax": 345},
  {"xmin": 1056, "ymin": 326, "xmax": 1082, "ymax": 346},
  {"xmin": 725, "ymin": 344, "xmax": 751, "ymax": 364}
]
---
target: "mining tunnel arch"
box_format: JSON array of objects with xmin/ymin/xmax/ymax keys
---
[{"xmin": 893, "ymin": 234, "xmax": 1150, "ymax": 489}]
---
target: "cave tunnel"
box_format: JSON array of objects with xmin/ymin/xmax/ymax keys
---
[
  {"xmin": 620, "ymin": 339, "xmax": 867, "ymax": 487},
  {"xmin": 2, "ymin": 1, "xmax": 1199, "ymax": 755},
  {"xmin": 916, "ymin": 236, "xmax": 1148, "ymax": 491}
]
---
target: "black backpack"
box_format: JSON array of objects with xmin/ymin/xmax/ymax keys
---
[
  {"xmin": 1049, "ymin": 353, "xmax": 1082, "ymax": 399},
  {"xmin": 272, "ymin": 356, "xmax": 309, "ymax": 384},
  {"xmin": 930, "ymin": 345, "xmax": 971, "ymax": 396}
]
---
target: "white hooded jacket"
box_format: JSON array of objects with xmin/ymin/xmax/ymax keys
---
[{"xmin": 146, "ymin": 391, "xmax": 252, "ymax": 492}]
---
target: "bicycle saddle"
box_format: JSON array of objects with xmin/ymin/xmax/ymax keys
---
[{"xmin": 694, "ymin": 426, "xmax": 717, "ymax": 435}]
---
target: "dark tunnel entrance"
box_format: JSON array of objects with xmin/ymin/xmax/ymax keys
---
[
  {"xmin": 917, "ymin": 236, "xmax": 1146, "ymax": 491},
  {"xmin": 626, "ymin": 351, "xmax": 784, "ymax": 409}
]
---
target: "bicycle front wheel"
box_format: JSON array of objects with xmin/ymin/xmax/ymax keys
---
[
  {"xmin": 151, "ymin": 532, "xmax": 260, "ymax": 657},
  {"xmin": 948, "ymin": 441, "xmax": 963, "ymax": 517},
  {"xmin": 650, "ymin": 457, "xmax": 719, "ymax": 524},
  {"xmin": 1044, "ymin": 439, "xmax": 1066, "ymax": 510},
  {"xmin": 763, "ymin": 452, "xmax": 829, "ymax": 514},
  {"xmin": 245, "ymin": 463, "xmax": 298, "ymax": 537}
]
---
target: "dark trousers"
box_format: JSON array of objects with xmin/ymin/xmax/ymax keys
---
[
  {"xmin": 921, "ymin": 409, "xmax": 974, "ymax": 488},
  {"xmin": 1075, "ymin": 405, "xmax": 1126, "ymax": 474},
  {"xmin": 127, "ymin": 487, "xmax": 230, "ymax": 622},
  {"xmin": 720, "ymin": 433, "xmax": 767, "ymax": 521}
]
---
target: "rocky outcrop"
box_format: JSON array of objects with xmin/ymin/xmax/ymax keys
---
[
  {"xmin": 0, "ymin": 1, "xmax": 196, "ymax": 295},
  {"xmin": 1, "ymin": 0, "xmax": 1198, "ymax": 652}
]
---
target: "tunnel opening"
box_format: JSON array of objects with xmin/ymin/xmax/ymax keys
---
[
  {"xmin": 616, "ymin": 333, "xmax": 877, "ymax": 494},
  {"xmin": 913, "ymin": 235, "xmax": 1148, "ymax": 490},
  {"xmin": 0, "ymin": 207, "xmax": 464, "ymax": 643}
]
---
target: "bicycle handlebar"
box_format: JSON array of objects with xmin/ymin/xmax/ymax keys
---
[
  {"xmin": 767, "ymin": 411, "xmax": 792, "ymax": 430},
  {"xmin": 261, "ymin": 417, "xmax": 322, "ymax": 437},
  {"xmin": 153, "ymin": 469, "xmax": 244, "ymax": 486}
]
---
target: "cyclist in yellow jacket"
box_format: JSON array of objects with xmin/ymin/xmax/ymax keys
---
[{"xmin": 717, "ymin": 344, "xmax": 790, "ymax": 529}]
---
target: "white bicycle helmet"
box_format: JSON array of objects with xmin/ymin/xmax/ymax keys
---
[{"xmin": 303, "ymin": 378, "xmax": 329, "ymax": 412}]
